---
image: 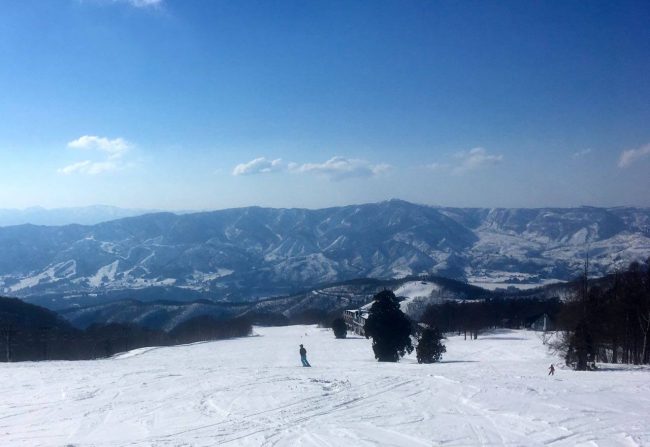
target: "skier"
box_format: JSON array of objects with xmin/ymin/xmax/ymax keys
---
[
  {"xmin": 548, "ymin": 364, "xmax": 555, "ymax": 376},
  {"xmin": 299, "ymin": 344, "xmax": 311, "ymax": 367}
]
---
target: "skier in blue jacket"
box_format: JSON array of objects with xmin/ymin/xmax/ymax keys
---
[{"xmin": 299, "ymin": 344, "xmax": 311, "ymax": 367}]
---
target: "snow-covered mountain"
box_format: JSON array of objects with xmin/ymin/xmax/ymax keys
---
[{"xmin": 1, "ymin": 200, "xmax": 648, "ymax": 303}]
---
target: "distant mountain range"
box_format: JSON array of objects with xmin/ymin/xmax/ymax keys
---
[
  {"xmin": 1, "ymin": 200, "xmax": 649, "ymax": 306},
  {"xmin": 0, "ymin": 205, "xmax": 156, "ymax": 226}
]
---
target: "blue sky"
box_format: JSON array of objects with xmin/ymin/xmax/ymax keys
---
[{"xmin": 0, "ymin": 0, "xmax": 648, "ymax": 210}]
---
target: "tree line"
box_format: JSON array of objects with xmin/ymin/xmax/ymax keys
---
[
  {"xmin": 420, "ymin": 297, "xmax": 562, "ymax": 340},
  {"xmin": 0, "ymin": 297, "xmax": 252, "ymax": 362},
  {"xmin": 417, "ymin": 259, "xmax": 650, "ymax": 369},
  {"xmin": 552, "ymin": 258, "xmax": 650, "ymax": 369}
]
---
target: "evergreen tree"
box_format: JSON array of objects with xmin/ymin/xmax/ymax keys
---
[
  {"xmin": 364, "ymin": 290, "xmax": 413, "ymax": 362},
  {"xmin": 416, "ymin": 327, "xmax": 446, "ymax": 363},
  {"xmin": 331, "ymin": 317, "xmax": 347, "ymax": 339}
]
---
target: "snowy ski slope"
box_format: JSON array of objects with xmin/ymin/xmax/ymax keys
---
[{"xmin": 1, "ymin": 326, "xmax": 649, "ymax": 446}]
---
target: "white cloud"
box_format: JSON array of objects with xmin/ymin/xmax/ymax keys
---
[
  {"xmin": 59, "ymin": 135, "xmax": 133, "ymax": 175},
  {"xmin": 572, "ymin": 148, "xmax": 592, "ymax": 159},
  {"xmin": 82, "ymin": 0, "xmax": 163, "ymax": 9},
  {"xmin": 618, "ymin": 143, "xmax": 650, "ymax": 168},
  {"xmin": 292, "ymin": 157, "xmax": 390, "ymax": 181},
  {"xmin": 126, "ymin": 0, "xmax": 162, "ymax": 7},
  {"xmin": 67, "ymin": 135, "xmax": 131, "ymax": 160},
  {"xmin": 57, "ymin": 160, "xmax": 119, "ymax": 175},
  {"xmin": 426, "ymin": 162, "xmax": 450, "ymax": 171},
  {"xmin": 452, "ymin": 147, "xmax": 503, "ymax": 174},
  {"xmin": 231, "ymin": 156, "xmax": 390, "ymax": 181},
  {"xmin": 232, "ymin": 157, "xmax": 284, "ymax": 176}
]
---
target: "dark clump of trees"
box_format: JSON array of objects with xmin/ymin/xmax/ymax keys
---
[
  {"xmin": 289, "ymin": 308, "xmax": 350, "ymax": 329},
  {"xmin": 244, "ymin": 311, "xmax": 290, "ymax": 327},
  {"xmin": 0, "ymin": 297, "xmax": 253, "ymax": 362},
  {"xmin": 553, "ymin": 259, "xmax": 650, "ymax": 369},
  {"xmin": 84, "ymin": 323, "xmax": 170, "ymax": 358},
  {"xmin": 416, "ymin": 327, "xmax": 446, "ymax": 364},
  {"xmin": 364, "ymin": 290, "xmax": 413, "ymax": 362},
  {"xmin": 0, "ymin": 296, "xmax": 82, "ymax": 362},
  {"xmin": 331, "ymin": 317, "xmax": 347, "ymax": 339},
  {"xmin": 170, "ymin": 315, "xmax": 252, "ymax": 344},
  {"xmin": 421, "ymin": 297, "xmax": 561, "ymax": 340},
  {"xmin": 246, "ymin": 308, "xmax": 346, "ymax": 328},
  {"xmin": 288, "ymin": 308, "xmax": 330, "ymax": 326}
]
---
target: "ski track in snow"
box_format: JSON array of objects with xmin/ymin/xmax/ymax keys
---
[{"xmin": 1, "ymin": 327, "xmax": 650, "ymax": 446}]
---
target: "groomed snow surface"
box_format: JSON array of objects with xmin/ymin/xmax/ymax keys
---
[{"xmin": 2, "ymin": 326, "xmax": 650, "ymax": 446}]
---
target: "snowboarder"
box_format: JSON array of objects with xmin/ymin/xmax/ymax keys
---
[
  {"xmin": 299, "ymin": 344, "xmax": 311, "ymax": 367},
  {"xmin": 548, "ymin": 364, "xmax": 555, "ymax": 376}
]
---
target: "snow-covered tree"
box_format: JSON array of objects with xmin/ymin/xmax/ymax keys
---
[
  {"xmin": 331, "ymin": 317, "xmax": 347, "ymax": 339},
  {"xmin": 416, "ymin": 327, "xmax": 446, "ymax": 364},
  {"xmin": 364, "ymin": 290, "xmax": 413, "ymax": 362}
]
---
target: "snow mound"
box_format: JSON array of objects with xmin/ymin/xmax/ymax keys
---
[{"xmin": 395, "ymin": 281, "xmax": 443, "ymax": 319}]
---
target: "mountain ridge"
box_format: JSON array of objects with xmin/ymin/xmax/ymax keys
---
[
  {"xmin": 0, "ymin": 200, "xmax": 648, "ymax": 303},
  {"xmin": 0, "ymin": 205, "xmax": 161, "ymax": 227}
]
